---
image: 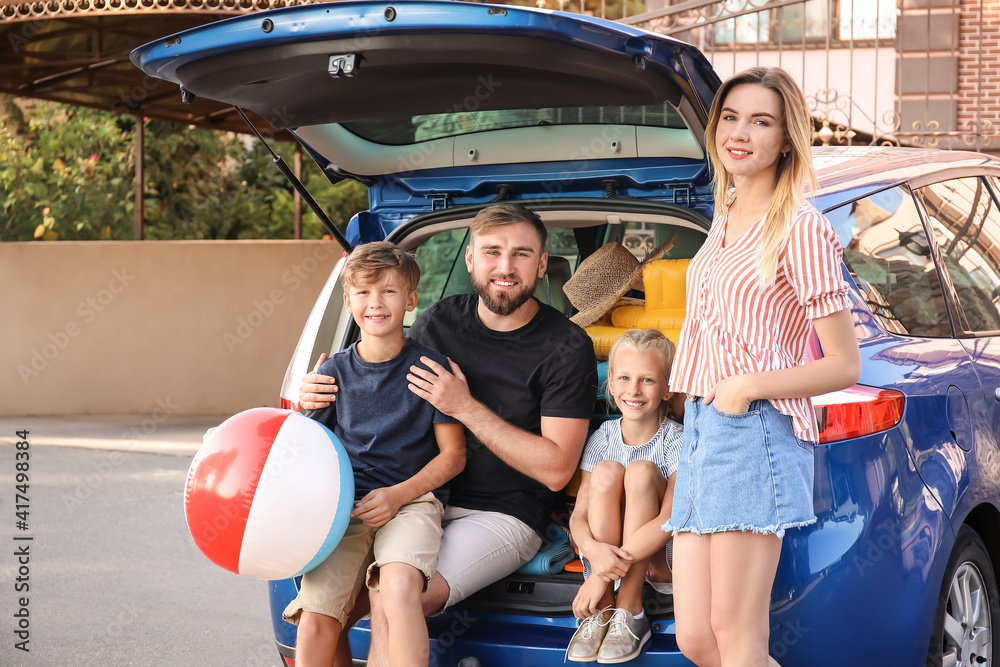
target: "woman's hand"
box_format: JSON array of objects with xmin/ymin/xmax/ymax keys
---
[{"xmin": 704, "ymin": 374, "xmax": 756, "ymax": 415}]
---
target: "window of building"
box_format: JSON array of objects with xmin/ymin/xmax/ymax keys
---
[
  {"xmin": 779, "ymin": 0, "xmax": 832, "ymax": 42},
  {"xmin": 713, "ymin": 0, "xmax": 896, "ymax": 46},
  {"xmin": 838, "ymin": 0, "xmax": 896, "ymax": 41},
  {"xmin": 713, "ymin": 0, "xmax": 771, "ymax": 44}
]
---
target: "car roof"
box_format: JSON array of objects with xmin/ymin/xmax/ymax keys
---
[{"xmin": 812, "ymin": 146, "xmax": 1000, "ymax": 209}]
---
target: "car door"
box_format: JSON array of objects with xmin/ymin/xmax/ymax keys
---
[
  {"xmin": 823, "ymin": 182, "xmax": 984, "ymax": 522},
  {"xmin": 913, "ymin": 174, "xmax": 1000, "ymax": 520}
]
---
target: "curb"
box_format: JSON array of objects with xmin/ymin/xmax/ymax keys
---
[{"xmin": 0, "ymin": 415, "xmax": 231, "ymax": 456}]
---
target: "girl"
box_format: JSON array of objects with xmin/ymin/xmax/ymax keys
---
[
  {"xmin": 663, "ymin": 67, "xmax": 861, "ymax": 667},
  {"xmin": 566, "ymin": 328, "xmax": 683, "ymax": 664}
]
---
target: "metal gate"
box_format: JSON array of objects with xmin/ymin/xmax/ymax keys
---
[{"xmin": 512, "ymin": 0, "xmax": 997, "ymax": 151}]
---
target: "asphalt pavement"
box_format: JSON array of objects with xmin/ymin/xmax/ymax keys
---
[
  {"xmin": 0, "ymin": 414, "xmax": 281, "ymax": 667},
  {"xmin": 0, "ymin": 414, "xmax": 225, "ymax": 455}
]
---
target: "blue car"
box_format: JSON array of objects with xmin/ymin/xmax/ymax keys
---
[{"xmin": 134, "ymin": 3, "xmax": 1000, "ymax": 665}]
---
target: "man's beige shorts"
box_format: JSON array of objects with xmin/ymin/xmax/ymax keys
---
[{"xmin": 282, "ymin": 492, "xmax": 444, "ymax": 626}]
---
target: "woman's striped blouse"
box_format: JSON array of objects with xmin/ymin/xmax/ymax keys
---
[{"xmin": 669, "ymin": 201, "xmax": 853, "ymax": 442}]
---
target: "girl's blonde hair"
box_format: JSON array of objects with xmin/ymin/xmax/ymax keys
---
[
  {"xmin": 705, "ymin": 66, "xmax": 818, "ymax": 288},
  {"xmin": 606, "ymin": 329, "xmax": 676, "ymax": 420}
]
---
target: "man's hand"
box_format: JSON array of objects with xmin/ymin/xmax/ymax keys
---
[
  {"xmin": 407, "ymin": 356, "xmax": 475, "ymax": 418},
  {"xmin": 299, "ymin": 353, "xmax": 338, "ymax": 411},
  {"xmin": 584, "ymin": 541, "xmax": 632, "ymax": 582},
  {"xmin": 350, "ymin": 487, "xmax": 405, "ymax": 529}
]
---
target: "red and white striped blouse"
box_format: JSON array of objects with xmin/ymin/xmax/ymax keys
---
[{"xmin": 669, "ymin": 201, "xmax": 853, "ymax": 442}]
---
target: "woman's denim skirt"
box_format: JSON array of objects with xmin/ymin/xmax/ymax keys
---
[{"xmin": 662, "ymin": 397, "xmax": 816, "ymax": 539}]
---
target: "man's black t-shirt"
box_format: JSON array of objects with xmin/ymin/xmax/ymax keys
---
[{"xmin": 407, "ymin": 293, "xmax": 597, "ymax": 535}]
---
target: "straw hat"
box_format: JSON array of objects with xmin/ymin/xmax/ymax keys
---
[{"xmin": 563, "ymin": 233, "xmax": 677, "ymax": 327}]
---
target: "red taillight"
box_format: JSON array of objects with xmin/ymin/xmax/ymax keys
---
[{"xmin": 813, "ymin": 385, "xmax": 905, "ymax": 444}]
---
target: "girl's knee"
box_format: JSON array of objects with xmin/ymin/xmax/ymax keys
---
[
  {"xmin": 623, "ymin": 460, "xmax": 662, "ymax": 492},
  {"xmin": 590, "ymin": 461, "xmax": 625, "ymax": 493}
]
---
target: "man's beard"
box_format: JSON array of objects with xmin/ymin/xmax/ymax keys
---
[{"xmin": 471, "ymin": 271, "xmax": 538, "ymax": 317}]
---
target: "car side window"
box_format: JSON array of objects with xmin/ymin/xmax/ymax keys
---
[
  {"xmin": 913, "ymin": 177, "xmax": 1000, "ymax": 335},
  {"xmin": 413, "ymin": 228, "xmax": 469, "ymax": 320},
  {"xmin": 826, "ymin": 186, "xmax": 952, "ymax": 337}
]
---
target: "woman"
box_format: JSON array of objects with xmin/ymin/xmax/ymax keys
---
[{"xmin": 662, "ymin": 67, "xmax": 861, "ymax": 667}]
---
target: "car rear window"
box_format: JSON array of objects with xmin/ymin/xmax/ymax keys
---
[{"xmin": 342, "ymin": 104, "xmax": 688, "ymax": 145}]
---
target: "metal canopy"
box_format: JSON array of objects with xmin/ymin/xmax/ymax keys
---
[{"xmin": 0, "ymin": 0, "xmax": 323, "ymax": 135}]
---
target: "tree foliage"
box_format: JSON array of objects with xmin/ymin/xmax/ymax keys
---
[{"xmin": 0, "ymin": 96, "xmax": 368, "ymax": 241}]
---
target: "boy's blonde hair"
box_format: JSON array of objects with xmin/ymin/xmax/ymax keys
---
[
  {"xmin": 606, "ymin": 329, "xmax": 676, "ymax": 419},
  {"xmin": 705, "ymin": 66, "xmax": 819, "ymax": 288},
  {"xmin": 341, "ymin": 241, "xmax": 420, "ymax": 294}
]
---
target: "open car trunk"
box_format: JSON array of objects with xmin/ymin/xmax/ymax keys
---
[{"xmin": 354, "ymin": 201, "xmax": 709, "ymax": 621}]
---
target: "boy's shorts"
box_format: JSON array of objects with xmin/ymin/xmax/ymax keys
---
[{"xmin": 282, "ymin": 492, "xmax": 444, "ymax": 626}]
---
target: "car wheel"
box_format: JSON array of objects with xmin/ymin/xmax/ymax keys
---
[{"xmin": 927, "ymin": 526, "xmax": 999, "ymax": 667}]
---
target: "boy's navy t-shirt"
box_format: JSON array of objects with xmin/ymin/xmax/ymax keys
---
[{"xmin": 306, "ymin": 339, "xmax": 458, "ymax": 504}]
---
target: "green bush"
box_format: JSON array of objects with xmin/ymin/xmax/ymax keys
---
[{"xmin": 0, "ymin": 96, "xmax": 368, "ymax": 241}]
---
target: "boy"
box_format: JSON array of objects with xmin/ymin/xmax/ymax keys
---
[{"xmin": 282, "ymin": 241, "xmax": 466, "ymax": 667}]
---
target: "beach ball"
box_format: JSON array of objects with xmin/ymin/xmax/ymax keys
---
[{"xmin": 184, "ymin": 407, "xmax": 354, "ymax": 580}]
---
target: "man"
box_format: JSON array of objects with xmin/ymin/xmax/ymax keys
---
[{"xmin": 299, "ymin": 203, "xmax": 597, "ymax": 666}]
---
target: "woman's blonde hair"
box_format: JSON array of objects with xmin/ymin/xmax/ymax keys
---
[
  {"xmin": 705, "ymin": 66, "xmax": 818, "ymax": 288},
  {"xmin": 606, "ymin": 329, "xmax": 676, "ymax": 420}
]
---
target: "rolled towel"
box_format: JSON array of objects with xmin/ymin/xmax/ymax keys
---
[{"xmin": 515, "ymin": 524, "xmax": 575, "ymax": 575}]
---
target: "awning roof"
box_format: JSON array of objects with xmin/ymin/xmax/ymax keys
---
[{"xmin": 0, "ymin": 1, "xmax": 323, "ymax": 135}]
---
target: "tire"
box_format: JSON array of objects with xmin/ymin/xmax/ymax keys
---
[{"xmin": 927, "ymin": 526, "xmax": 999, "ymax": 667}]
